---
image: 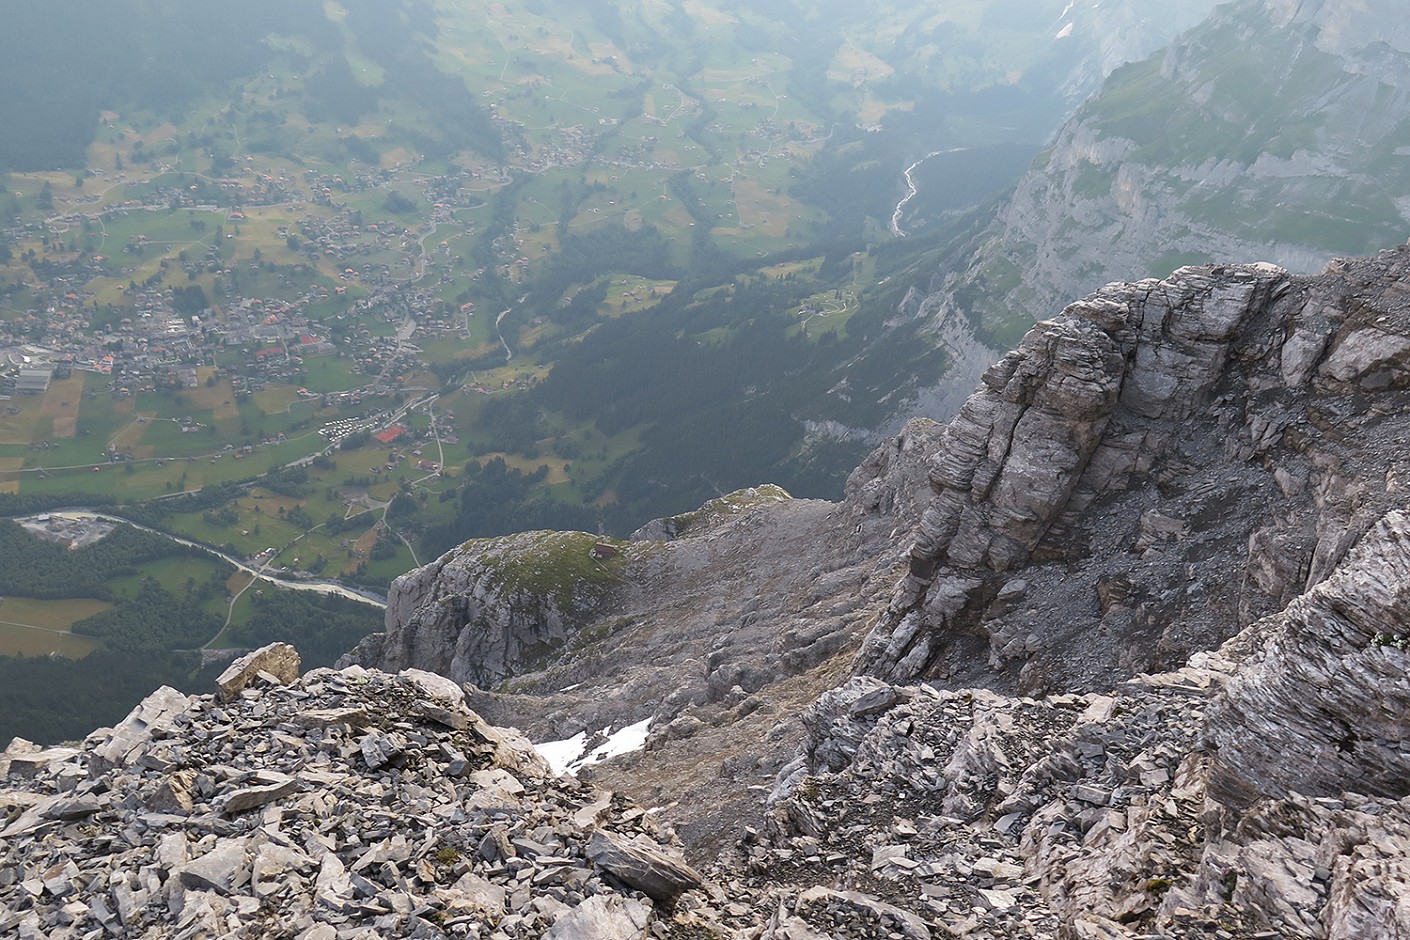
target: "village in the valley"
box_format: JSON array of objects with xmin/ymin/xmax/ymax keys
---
[
  {"xmin": 0, "ymin": 76, "xmax": 838, "ymax": 596},
  {"xmin": 0, "ymin": 0, "xmax": 910, "ymax": 626}
]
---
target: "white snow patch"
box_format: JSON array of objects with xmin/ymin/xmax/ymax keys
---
[
  {"xmin": 534, "ymin": 731, "xmax": 587, "ymax": 776},
  {"xmin": 586, "ymin": 718, "xmax": 653, "ymax": 764},
  {"xmin": 1055, "ymin": 23, "xmax": 1074, "ymax": 39},
  {"xmin": 534, "ymin": 718, "xmax": 653, "ymax": 776},
  {"xmin": 1060, "ymin": 0, "xmax": 1074, "ymax": 17}
]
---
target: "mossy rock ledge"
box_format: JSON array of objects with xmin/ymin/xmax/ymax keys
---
[{"xmin": 345, "ymin": 530, "xmax": 631, "ymax": 688}]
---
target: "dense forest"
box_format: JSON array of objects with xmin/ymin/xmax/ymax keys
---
[
  {"xmin": 421, "ymin": 457, "xmax": 629, "ymax": 556},
  {"xmin": 0, "ymin": 650, "xmax": 220, "ymax": 746},
  {"xmin": 407, "ymin": 233, "xmax": 963, "ymax": 537},
  {"xmin": 0, "ymin": 520, "xmax": 200, "ymax": 599},
  {"xmin": 224, "ymin": 589, "xmax": 384, "ymax": 667},
  {"xmin": 71, "ymin": 577, "xmax": 224, "ymax": 652},
  {"xmin": 0, "ymin": 520, "xmax": 382, "ymax": 744},
  {"xmin": 505, "ymin": 256, "xmax": 944, "ymax": 521}
]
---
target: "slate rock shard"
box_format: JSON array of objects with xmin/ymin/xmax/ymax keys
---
[
  {"xmin": 585, "ymin": 830, "xmax": 703, "ymax": 903},
  {"xmin": 1204, "ymin": 509, "xmax": 1410, "ymax": 808},
  {"xmin": 216, "ymin": 641, "xmax": 301, "ymax": 702}
]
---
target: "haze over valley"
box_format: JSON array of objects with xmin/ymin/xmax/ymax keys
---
[
  {"xmin": 0, "ymin": 0, "xmax": 1241, "ymax": 735},
  {"xmin": 6, "ymin": 4, "xmax": 1410, "ymax": 937}
]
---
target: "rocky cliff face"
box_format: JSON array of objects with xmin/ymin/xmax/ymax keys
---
[
  {"xmin": 343, "ymin": 480, "xmax": 907, "ymax": 849},
  {"xmin": 936, "ymin": 0, "xmax": 1410, "ymax": 347},
  {"xmin": 762, "ymin": 506, "xmax": 1410, "ymax": 938},
  {"xmin": 10, "ymin": 245, "xmax": 1410, "ymax": 937},
  {"xmin": 857, "ymin": 247, "xmax": 1410, "ymax": 695},
  {"xmin": 336, "ymin": 244, "xmax": 1410, "ymax": 866},
  {"xmin": 353, "ymin": 530, "xmax": 635, "ymax": 689}
]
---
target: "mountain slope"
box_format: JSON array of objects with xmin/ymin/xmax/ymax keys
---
[
  {"xmin": 337, "ymin": 242, "xmax": 1410, "ymax": 861},
  {"xmin": 8, "ymin": 245, "xmax": 1410, "ymax": 938},
  {"xmin": 934, "ymin": 0, "xmax": 1410, "ymax": 349}
]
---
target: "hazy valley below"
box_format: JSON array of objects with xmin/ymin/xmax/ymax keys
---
[
  {"xmin": 0, "ymin": 0, "xmax": 1231, "ymax": 737},
  {"xmin": 6, "ymin": 2, "xmax": 1410, "ymax": 938}
]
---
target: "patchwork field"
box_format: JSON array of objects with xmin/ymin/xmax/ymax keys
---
[
  {"xmin": 0, "ymin": 597, "xmax": 109, "ymax": 658},
  {"xmin": 0, "ymin": 0, "xmax": 1074, "ymax": 604}
]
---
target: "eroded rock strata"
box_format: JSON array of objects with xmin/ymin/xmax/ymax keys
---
[
  {"xmin": 349, "ymin": 248, "xmax": 1410, "ymax": 833},
  {"xmin": 8, "ymin": 246, "xmax": 1410, "ymax": 937},
  {"xmin": 5, "ymin": 501, "xmax": 1410, "ymax": 938}
]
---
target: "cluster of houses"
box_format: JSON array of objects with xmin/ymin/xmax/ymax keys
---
[
  {"xmin": 295, "ymin": 209, "xmax": 415, "ymax": 271},
  {"xmin": 0, "ymin": 105, "xmax": 763, "ymax": 435}
]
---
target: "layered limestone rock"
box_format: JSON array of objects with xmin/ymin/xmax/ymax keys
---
[
  {"xmin": 349, "ymin": 530, "xmax": 633, "ymax": 688},
  {"xmin": 857, "ymin": 263, "xmax": 1291, "ymax": 681},
  {"xmin": 757, "ymin": 507, "xmax": 1410, "ymax": 939},
  {"xmin": 1204, "ymin": 509, "xmax": 1410, "ymax": 809},
  {"xmin": 856, "ymin": 248, "xmax": 1410, "ymax": 688}
]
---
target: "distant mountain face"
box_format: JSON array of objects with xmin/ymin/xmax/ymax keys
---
[
  {"xmin": 933, "ymin": 0, "xmax": 1410, "ymax": 349},
  {"xmin": 715, "ymin": 0, "xmax": 1226, "ymax": 115}
]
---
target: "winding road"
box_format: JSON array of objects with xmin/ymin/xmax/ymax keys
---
[{"xmin": 40, "ymin": 510, "xmax": 387, "ymax": 609}]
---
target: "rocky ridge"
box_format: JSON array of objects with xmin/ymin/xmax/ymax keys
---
[
  {"xmin": 754, "ymin": 508, "xmax": 1410, "ymax": 939},
  {"xmin": 0, "ymin": 652, "xmax": 721, "ymax": 940},
  {"xmin": 346, "ymin": 244, "xmax": 1410, "ymax": 862},
  {"xmin": 858, "ymin": 248, "xmax": 1410, "ymax": 693},
  {"xmin": 5, "ymin": 495, "xmax": 1410, "ymax": 938}
]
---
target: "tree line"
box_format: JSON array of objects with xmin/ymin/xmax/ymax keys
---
[{"xmin": 0, "ymin": 521, "xmax": 197, "ymax": 600}]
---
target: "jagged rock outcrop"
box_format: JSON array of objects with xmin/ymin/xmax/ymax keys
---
[
  {"xmin": 856, "ymin": 248, "xmax": 1410, "ymax": 689},
  {"xmin": 753, "ymin": 503, "xmax": 1410, "ymax": 939},
  {"xmin": 341, "ymin": 481, "xmax": 915, "ymax": 849},
  {"xmin": 347, "ymin": 530, "xmax": 633, "ymax": 688}
]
